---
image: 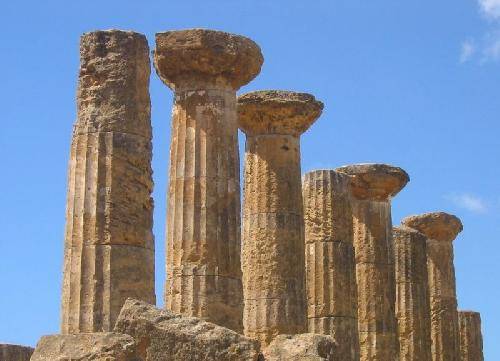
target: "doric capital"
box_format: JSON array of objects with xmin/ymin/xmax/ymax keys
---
[
  {"xmin": 237, "ymin": 90, "xmax": 323, "ymax": 136},
  {"xmin": 336, "ymin": 163, "xmax": 409, "ymax": 201},
  {"xmin": 402, "ymin": 212, "xmax": 463, "ymax": 243},
  {"xmin": 153, "ymin": 29, "xmax": 263, "ymax": 90}
]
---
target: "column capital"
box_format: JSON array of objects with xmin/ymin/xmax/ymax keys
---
[
  {"xmin": 238, "ymin": 90, "xmax": 323, "ymax": 137},
  {"xmin": 336, "ymin": 163, "xmax": 409, "ymax": 201},
  {"xmin": 153, "ymin": 29, "xmax": 263, "ymax": 90},
  {"xmin": 402, "ymin": 212, "xmax": 463, "ymax": 243}
]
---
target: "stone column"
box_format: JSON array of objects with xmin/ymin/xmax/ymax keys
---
[
  {"xmin": 302, "ymin": 170, "xmax": 359, "ymax": 361},
  {"xmin": 337, "ymin": 163, "xmax": 409, "ymax": 361},
  {"xmin": 61, "ymin": 30, "xmax": 155, "ymax": 334},
  {"xmin": 402, "ymin": 212, "xmax": 463, "ymax": 361},
  {"xmin": 0, "ymin": 344, "xmax": 34, "ymax": 361},
  {"xmin": 153, "ymin": 29, "xmax": 263, "ymax": 332},
  {"xmin": 393, "ymin": 226, "xmax": 432, "ymax": 361},
  {"xmin": 459, "ymin": 311, "xmax": 484, "ymax": 361},
  {"xmin": 238, "ymin": 90, "xmax": 323, "ymax": 345}
]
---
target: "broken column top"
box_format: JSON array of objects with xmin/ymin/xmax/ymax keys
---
[
  {"xmin": 153, "ymin": 29, "xmax": 263, "ymax": 90},
  {"xmin": 336, "ymin": 163, "xmax": 409, "ymax": 201},
  {"xmin": 238, "ymin": 90, "xmax": 324, "ymax": 136},
  {"xmin": 402, "ymin": 212, "xmax": 463, "ymax": 242}
]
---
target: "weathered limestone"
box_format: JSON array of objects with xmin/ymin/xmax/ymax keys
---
[
  {"xmin": 402, "ymin": 212, "xmax": 463, "ymax": 361},
  {"xmin": 337, "ymin": 163, "xmax": 409, "ymax": 361},
  {"xmin": 0, "ymin": 344, "xmax": 34, "ymax": 361},
  {"xmin": 61, "ymin": 30, "xmax": 155, "ymax": 334},
  {"xmin": 393, "ymin": 226, "xmax": 432, "ymax": 361},
  {"xmin": 154, "ymin": 29, "xmax": 263, "ymax": 332},
  {"xmin": 114, "ymin": 298, "xmax": 261, "ymax": 361},
  {"xmin": 238, "ymin": 90, "xmax": 323, "ymax": 345},
  {"xmin": 262, "ymin": 334, "xmax": 338, "ymax": 361},
  {"xmin": 30, "ymin": 333, "xmax": 139, "ymax": 361},
  {"xmin": 302, "ymin": 170, "xmax": 359, "ymax": 360},
  {"xmin": 459, "ymin": 311, "xmax": 484, "ymax": 361}
]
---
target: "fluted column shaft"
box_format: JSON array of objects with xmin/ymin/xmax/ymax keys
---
[
  {"xmin": 165, "ymin": 84, "xmax": 243, "ymax": 331},
  {"xmin": 61, "ymin": 30, "xmax": 155, "ymax": 334},
  {"xmin": 427, "ymin": 239, "xmax": 460, "ymax": 361},
  {"xmin": 393, "ymin": 226, "xmax": 432, "ymax": 361},
  {"xmin": 242, "ymin": 134, "xmax": 306, "ymax": 344},
  {"xmin": 352, "ymin": 199, "xmax": 398, "ymax": 360},
  {"xmin": 303, "ymin": 170, "xmax": 359, "ymax": 361},
  {"xmin": 459, "ymin": 311, "xmax": 484, "ymax": 361}
]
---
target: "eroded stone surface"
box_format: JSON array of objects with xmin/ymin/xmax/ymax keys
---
[
  {"xmin": 155, "ymin": 29, "xmax": 263, "ymax": 332},
  {"xmin": 402, "ymin": 212, "xmax": 463, "ymax": 243},
  {"xmin": 337, "ymin": 163, "xmax": 409, "ymax": 201},
  {"xmin": 61, "ymin": 30, "xmax": 155, "ymax": 334},
  {"xmin": 0, "ymin": 344, "xmax": 34, "ymax": 361},
  {"xmin": 114, "ymin": 299, "xmax": 261, "ymax": 361},
  {"xmin": 393, "ymin": 226, "xmax": 432, "ymax": 361},
  {"xmin": 30, "ymin": 333, "xmax": 138, "ymax": 361},
  {"xmin": 239, "ymin": 91, "xmax": 321, "ymax": 345},
  {"xmin": 337, "ymin": 163, "xmax": 407, "ymax": 361},
  {"xmin": 402, "ymin": 212, "xmax": 462, "ymax": 361},
  {"xmin": 154, "ymin": 29, "xmax": 263, "ymax": 90},
  {"xmin": 459, "ymin": 311, "xmax": 484, "ymax": 361},
  {"xmin": 303, "ymin": 170, "xmax": 359, "ymax": 361},
  {"xmin": 238, "ymin": 90, "xmax": 324, "ymax": 136},
  {"xmin": 262, "ymin": 334, "xmax": 337, "ymax": 361}
]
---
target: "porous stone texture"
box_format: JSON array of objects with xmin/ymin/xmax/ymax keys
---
[
  {"xmin": 458, "ymin": 311, "xmax": 484, "ymax": 361},
  {"xmin": 402, "ymin": 212, "xmax": 463, "ymax": 361},
  {"xmin": 114, "ymin": 298, "xmax": 261, "ymax": 361},
  {"xmin": 0, "ymin": 344, "xmax": 34, "ymax": 361},
  {"xmin": 30, "ymin": 333, "xmax": 139, "ymax": 361},
  {"xmin": 154, "ymin": 30, "xmax": 263, "ymax": 332},
  {"xmin": 262, "ymin": 334, "xmax": 337, "ymax": 361},
  {"xmin": 239, "ymin": 91, "xmax": 323, "ymax": 345},
  {"xmin": 61, "ymin": 30, "xmax": 155, "ymax": 334},
  {"xmin": 302, "ymin": 170, "xmax": 359, "ymax": 361},
  {"xmin": 393, "ymin": 226, "xmax": 432, "ymax": 361},
  {"xmin": 337, "ymin": 163, "xmax": 409, "ymax": 361}
]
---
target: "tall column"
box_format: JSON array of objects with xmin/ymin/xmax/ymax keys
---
[
  {"xmin": 402, "ymin": 212, "xmax": 463, "ymax": 361},
  {"xmin": 153, "ymin": 29, "xmax": 263, "ymax": 332},
  {"xmin": 393, "ymin": 226, "xmax": 432, "ymax": 361},
  {"xmin": 337, "ymin": 163, "xmax": 409, "ymax": 361},
  {"xmin": 302, "ymin": 170, "xmax": 359, "ymax": 361},
  {"xmin": 239, "ymin": 90, "xmax": 323, "ymax": 345},
  {"xmin": 61, "ymin": 30, "xmax": 155, "ymax": 333},
  {"xmin": 458, "ymin": 311, "xmax": 484, "ymax": 361}
]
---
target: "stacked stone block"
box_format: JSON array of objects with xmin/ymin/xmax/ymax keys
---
[
  {"xmin": 61, "ymin": 30, "xmax": 155, "ymax": 334},
  {"xmin": 154, "ymin": 29, "xmax": 263, "ymax": 332},
  {"xmin": 302, "ymin": 170, "xmax": 359, "ymax": 360},
  {"xmin": 238, "ymin": 90, "xmax": 323, "ymax": 345}
]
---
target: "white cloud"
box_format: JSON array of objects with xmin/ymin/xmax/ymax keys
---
[
  {"xmin": 483, "ymin": 32, "xmax": 500, "ymax": 61},
  {"xmin": 479, "ymin": 0, "xmax": 500, "ymax": 19},
  {"xmin": 460, "ymin": 40, "xmax": 476, "ymax": 63},
  {"xmin": 446, "ymin": 193, "xmax": 488, "ymax": 214}
]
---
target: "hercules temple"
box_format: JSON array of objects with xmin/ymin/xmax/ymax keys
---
[{"xmin": 0, "ymin": 29, "xmax": 484, "ymax": 361}]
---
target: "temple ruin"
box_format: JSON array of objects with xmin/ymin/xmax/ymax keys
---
[{"xmin": 2, "ymin": 28, "xmax": 485, "ymax": 361}]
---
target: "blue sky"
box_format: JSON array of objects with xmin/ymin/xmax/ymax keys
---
[{"xmin": 1, "ymin": 0, "xmax": 499, "ymax": 358}]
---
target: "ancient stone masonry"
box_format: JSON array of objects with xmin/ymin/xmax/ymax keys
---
[
  {"xmin": 393, "ymin": 226, "xmax": 432, "ymax": 361},
  {"xmin": 302, "ymin": 170, "xmax": 359, "ymax": 360},
  {"xmin": 459, "ymin": 311, "xmax": 484, "ymax": 361},
  {"xmin": 402, "ymin": 212, "xmax": 463, "ymax": 361},
  {"xmin": 61, "ymin": 30, "xmax": 155, "ymax": 334},
  {"xmin": 0, "ymin": 344, "xmax": 34, "ymax": 361},
  {"xmin": 337, "ymin": 163, "xmax": 409, "ymax": 361},
  {"xmin": 238, "ymin": 90, "xmax": 323, "ymax": 345},
  {"xmin": 153, "ymin": 29, "xmax": 263, "ymax": 332}
]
